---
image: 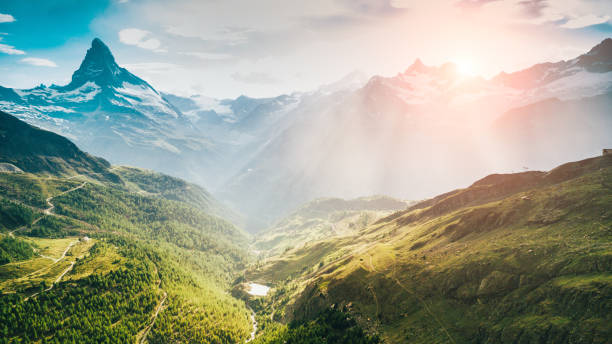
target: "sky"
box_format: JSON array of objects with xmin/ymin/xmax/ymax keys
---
[{"xmin": 0, "ymin": 0, "xmax": 611, "ymax": 98}]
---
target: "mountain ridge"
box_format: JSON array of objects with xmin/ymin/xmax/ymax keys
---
[
  {"xmin": 247, "ymin": 153, "xmax": 612, "ymax": 343},
  {"xmin": 1, "ymin": 38, "xmax": 611, "ymax": 232},
  {"xmin": 0, "ymin": 110, "xmax": 110, "ymax": 177}
]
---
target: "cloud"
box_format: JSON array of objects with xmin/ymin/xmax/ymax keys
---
[
  {"xmin": 0, "ymin": 43, "xmax": 25, "ymax": 55},
  {"xmin": 231, "ymin": 72, "xmax": 279, "ymax": 84},
  {"xmin": 337, "ymin": 0, "xmax": 407, "ymax": 16},
  {"xmin": 517, "ymin": 0, "xmax": 547, "ymax": 18},
  {"xmin": 122, "ymin": 62, "xmax": 182, "ymax": 74},
  {"xmin": 303, "ymin": 14, "xmax": 366, "ymax": 31},
  {"xmin": 0, "ymin": 13, "xmax": 15, "ymax": 23},
  {"xmin": 455, "ymin": 0, "xmax": 501, "ymax": 9},
  {"xmin": 118, "ymin": 28, "xmax": 164, "ymax": 51},
  {"xmin": 166, "ymin": 25, "xmax": 254, "ymax": 45},
  {"xmin": 20, "ymin": 57, "xmax": 58, "ymax": 67},
  {"xmin": 179, "ymin": 51, "xmax": 233, "ymax": 60},
  {"xmin": 561, "ymin": 14, "xmax": 611, "ymax": 29}
]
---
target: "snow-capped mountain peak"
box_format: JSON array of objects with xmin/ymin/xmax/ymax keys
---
[
  {"xmin": 0, "ymin": 38, "xmax": 191, "ymax": 164},
  {"xmin": 66, "ymin": 38, "xmax": 123, "ymax": 89}
]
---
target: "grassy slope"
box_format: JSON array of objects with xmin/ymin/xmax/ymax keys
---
[
  {"xmin": 0, "ymin": 111, "xmax": 112, "ymax": 178},
  {"xmin": 0, "ymin": 109, "xmax": 254, "ymax": 342},
  {"xmin": 254, "ymin": 196, "xmax": 410, "ymax": 257},
  {"xmin": 112, "ymin": 165, "xmax": 243, "ymax": 226},
  {"xmin": 249, "ymin": 155, "xmax": 612, "ymax": 343},
  {"xmin": 0, "ymin": 170, "xmax": 253, "ymax": 343}
]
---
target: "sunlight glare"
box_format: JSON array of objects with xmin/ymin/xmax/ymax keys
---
[{"xmin": 454, "ymin": 56, "xmax": 478, "ymax": 77}]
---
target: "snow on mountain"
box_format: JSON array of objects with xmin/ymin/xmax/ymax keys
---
[
  {"xmin": 217, "ymin": 38, "xmax": 612, "ymax": 231},
  {"xmin": 0, "ymin": 37, "xmax": 610, "ymax": 232},
  {"xmin": 0, "ymin": 38, "xmax": 219, "ymax": 188}
]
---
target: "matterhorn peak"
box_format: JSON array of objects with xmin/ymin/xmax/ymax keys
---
[{"xmin": 64, "ymin": 38, "xmax": 148, "ymax": 90}]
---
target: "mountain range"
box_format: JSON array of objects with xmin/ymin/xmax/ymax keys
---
[
  {"xmin": 1, "ymin": 38, "xmax": 611, "ymax": 231},
  {"xmin": 0, "ymin": 94, "xmax": 610, "ymax": 343}
]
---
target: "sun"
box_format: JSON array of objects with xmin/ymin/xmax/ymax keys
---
[{"xmin": 453, "ymin": 57, "xmax": 478, "ymax": 77}]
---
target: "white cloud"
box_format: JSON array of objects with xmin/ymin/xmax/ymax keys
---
[
  {"xmin": 20, "ymin": 57, "xmax": 58, "ymax": 67},
  {"xmin": 560, "ymin": 14, "xmax": 610, "ymax": 29},
  {"xmin": 179, "ymin": 52, "xmax": 233, "ymax": 60},
  {"xmin": 122, "ymin": 62, "xmax": 181, "ymax": 74},
  {"xmin": 0, "ymin": 43, "xmax": 25, "ymax": 55},
  {"xmin": 118, "ymin": 28, "xmax": 163, "ymax": 51},
  {"xmin": 0, "ymin": 13, "xmax": 15, "ymax": 23},
  {"xmin": 0, "ymin": 36, "xmax": 25, "ymax": 55}
]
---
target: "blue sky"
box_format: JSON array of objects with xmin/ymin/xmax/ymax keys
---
[{"xmin": 1, "ymin": 0, "xmax": 611, "ymax": 98}]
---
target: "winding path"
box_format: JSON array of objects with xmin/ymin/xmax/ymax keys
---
[
  {"xmin": 8, "ymin": 181, "xmax": 87, "ymax": 238},
  {"xmin": 24, "ymin": 240, "xmax": 78, "ymax": 301},
  {"xmin": 44, "ymin": 181, "xmax": 87, "ymax": 216},
  {"xmin": 138, "ymin": 291, "xmax": 167, "ymax": 344},
  {"xmin": 135, "ymin": 264, "xmax": 168, "ymax": 344},
  {"xmin": 246, "ymin": 307, "xmax": 257, "ymax": 343},
  {"xmin": 9, "ymin": 181, "xmax": 87, "ymax": 300},
  {"xmin": 39, "ymin": 240, "xmax": 77, "ymax": 263}
]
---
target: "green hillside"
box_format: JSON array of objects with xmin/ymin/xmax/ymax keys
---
[
  {"xmin": 247, "ymin": 155, "xmax": 612, "ymax": 343},
  {"xmin": 0, "ymin": 112, "xmax": 253, "ymax": 343},
  {"xmin": 2, "ymin": 107, "xmax": 611, "ymax": 343},
  {"xmin": 254, "ymin": 196, "xmax": 410, "ymax": 257},
  {"xmin": 112, "ymin": 165, "xmax": 243, "ymax": 226},
  {"xmin": 0, "ymin": 111, "xmax": 112, "ymax": 179}
]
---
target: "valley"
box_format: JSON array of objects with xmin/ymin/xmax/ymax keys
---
[
  {"xmin": 0, "ymin": 101, "xmax": 610, "ymax": 343},
  {"xmin": 0, "ymin": 11, "xmax": 610, "ymax": 343},
  {"xmin": 0, "ymin": 112, "xmax": 253, "ymax": 342},
  {"xmin": 244, "ymin": 154, "xmax": 612, "ymax": 343}
]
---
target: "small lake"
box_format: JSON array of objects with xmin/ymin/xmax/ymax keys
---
[{"xmin": 247, "ymin": 283, "xmax": 270, "ymax": 296}]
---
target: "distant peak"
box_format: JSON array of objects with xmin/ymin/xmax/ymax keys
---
[
  {"xmin": 411, "ymin": 58, "xmax": 424, "ymax": 68},
  {"xmin": 576, "ymin": 37, "xmax": 612, "ymax": 73},
  {"xmin": 91, "ymin": 38, "xmax": 110, "ymax": 52},
  {"xmin": 585, "ymin": 37, "xmax": 612, "ymax": 56},
  {"xmin": 84, "ymin": 38, "xmax": 116, "ymax": 64},
  {"xmin": 64, "ymin": 38, "xmax": 148, "ymax": 90},
  {"xmin": 405, "ymin": 58, "xmax": 429, "ymax": 74}
]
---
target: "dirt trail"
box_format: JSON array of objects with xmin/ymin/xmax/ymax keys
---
[
  {"xmin": 138, "ymin": 291, "xmax": 167, "ymax": 344},
  {"xmin": 8, "ymin": 182, "xmax": 87, "ymax": 238},
  {"xmin": 246, "ymin": 307, "xmax": 258, "ymax": 343},
  {"xmin": 39, "ymin": 240, "xmax": 77, "ymax": 263},
  {"xmin": 44, "ymin": 181, "xmax": 87, "ymax": 215},
  {"xmin": 24, "ymin": 240, "xmax": 79, "ymax": 301},
  {"xmin": 136, "ymin": 264, "xmax": 167, "ymax": 344}
]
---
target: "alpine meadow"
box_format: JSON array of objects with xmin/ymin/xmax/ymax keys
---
[{"xmin": 0, "ymin": 1, "xmax": 611, "ymax": 343}]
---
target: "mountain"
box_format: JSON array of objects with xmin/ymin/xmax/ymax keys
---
[
  {"xmin": 0, "ymin": 38, "xmax": 365, "ymax": 209},
  {"xmin": 493, "ymin": 93, "xmax": 612, "ymax": 170},
  {"xmin": 493, "ymin": 38, "xmax": 612, "ymax": 89},
  {"xmin": 0, "ymin": 110, "xmax": 253, "ymax": 342},
  {"xmin": 1, "ymin": 38, "xmax": 611, "ymax": 232},
  {"xmin": 0, "ymin": 39, "xmax": 217, "ymax": 188},
  {"xmin": 217, "ymin": 38, "xmax": 612, "ymax": 230},
  {"xmin": 247, "ymin": 153, "xmax": 612, "ymax": 343},
  {"xmin": 253, "ymin": 196, "xmax": 411, "ymax": 257},
  {"xmin": 0, "ymin": 110, "xmax": 110, "ymax": 177}
]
